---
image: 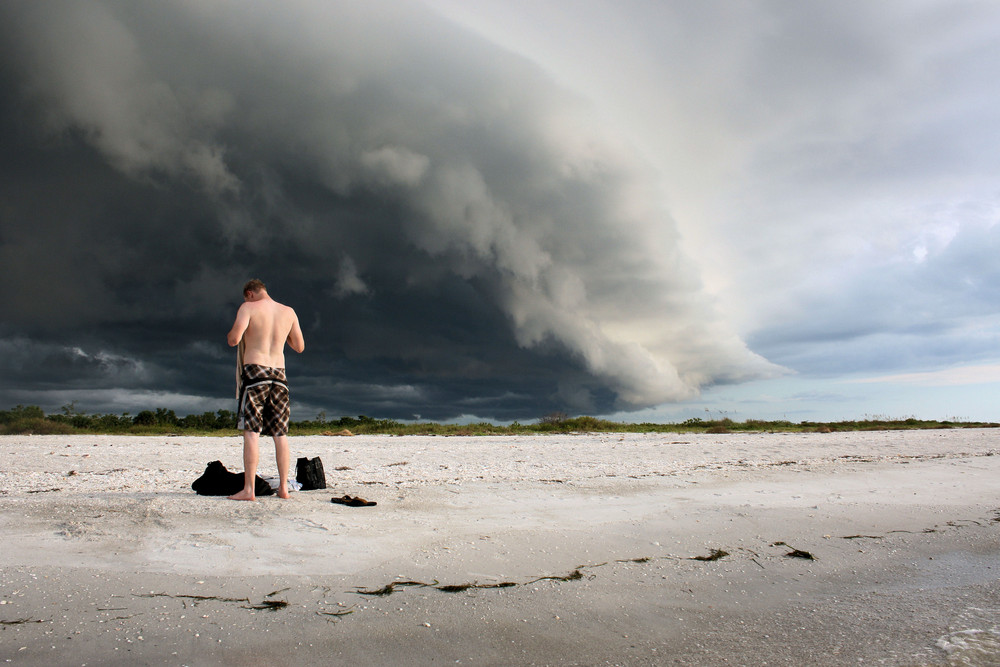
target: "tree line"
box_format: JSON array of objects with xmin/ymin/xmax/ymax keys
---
[
  {"xmin": 0, "ymin": 404, "xmax": 996, "ymax": 436},
  {"xmin": 0, "ymin": 404, "xmax": 406, "ymax": 435}
]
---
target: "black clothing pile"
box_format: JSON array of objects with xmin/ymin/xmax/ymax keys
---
[
  {"xmin": 191, "ymin": 457, "xmax": 328, "ymax": 496},
  {"xmin": 191, "ymin": 460, "xmax": 274, "ymax": 497}
]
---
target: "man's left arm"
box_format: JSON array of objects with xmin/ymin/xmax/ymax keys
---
[{"xmin": 286, "ymin": 310, "xmax": 305, "ymax": 353}]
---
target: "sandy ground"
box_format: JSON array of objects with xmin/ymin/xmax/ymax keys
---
[{"xmin": 1, "ymin": 429, "xmax": 999, "ymax": 666}]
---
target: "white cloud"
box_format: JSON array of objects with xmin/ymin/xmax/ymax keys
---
[
  {"xmin": 333, "ymin": 255, "xmax": 371, "ymax": 298},
  {"xmin": 361, "ymin": 146, "xmax": 430, "ymax": 187}
]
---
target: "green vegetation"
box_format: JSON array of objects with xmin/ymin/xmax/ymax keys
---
[
  {"xmin": 0, "ymin": 404, "xmax": 237, "ymax": 435},
  {"xmin": 0, "ymin": 404, "xmax": 996, "ymax": 436}
]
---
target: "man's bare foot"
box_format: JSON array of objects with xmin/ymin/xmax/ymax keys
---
[
  {"xmin": 276, "ymin": 487, "xmax": 290, "ymax": 499},
  {"xmin": 228, "ymin": 489, "xmax": 256, "ymax": 501}
]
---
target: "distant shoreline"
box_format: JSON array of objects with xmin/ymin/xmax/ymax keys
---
[{"xmin": 1, "ymin": 404, "xmax": 998, "ymax": 436}]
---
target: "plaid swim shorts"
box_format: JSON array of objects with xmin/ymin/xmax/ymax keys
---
[{"xmin": 237, "ymin": 364, "xmax": 290, "ymax": 436}]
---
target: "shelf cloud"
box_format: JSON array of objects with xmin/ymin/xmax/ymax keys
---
[{"xmin": 0, "ymin": 0, "xmax": 779, "ymax": 419}]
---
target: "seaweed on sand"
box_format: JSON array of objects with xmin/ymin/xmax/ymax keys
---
[
  {"xmin": 318, "ymin": 608, "xmax": 355, "ymax": 621},
  {"xmin": 355, "ymin": 578, "xmax": 517, "ymax": 596},
  {"xmin": 887, "ymin": 528, "xmax": 938, "ymax": 535},
  {"xmin": 137, "ymin": 590, "xmax": 289, "ymax": 610},
  {"xmin": 436, "ymin": 581, "xmax": 517, "ymax": 593},
  {"xmin": 245, "ymin": 599, "xmax": 288, "ymax": 611},
  {"xmin": 137, "ymin": 592, "xmax": 250, "ymax": 605},
  {"xmin": 243, "ymin": 588, "xmax": 291, "ymax": 610},
  {"xmin": 436, "ymin": 582, "xmax": 478, "ymax": 593},
  {"xmin": 785, "ymin": 549, "xmax": 815, "ymax": 560},
  {"xmin": 526, "ymin": 569, "xmax": 585, "ymax": 584},
  {"xmin": 354, "ymin": 580, "xmax": 436, "ymax": 597},
  {"xmin": 690, "ymin": 548, "xmax": 729, "ymax": 562},
  {"xmin": 771, "ymin": 541, "xmax": 816, "ymax": 560}
]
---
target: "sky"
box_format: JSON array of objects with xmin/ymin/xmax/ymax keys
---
[{"xmin": 2, "ymin": 0, "xmax": 1000, "ymax": 423}]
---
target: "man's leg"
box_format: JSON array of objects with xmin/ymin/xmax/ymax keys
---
[
  {"xmin": 229, "ymin": 430, "xmax": 260, "ymax": 501},
  {"xmin": 273, "ymin": 434, "xmax": 290, "ymax": 499}
]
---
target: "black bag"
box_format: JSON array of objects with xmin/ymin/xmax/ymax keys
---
[
  {"xmin": 296, "ymin": 456, "xmax": 327, "ymax": 490},
  {"xmin": 192, "ymin": 460, "xmax": 274, "ymax": 497}
]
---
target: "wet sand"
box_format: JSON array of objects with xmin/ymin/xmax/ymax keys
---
[{"xmin": 1, "ymin": 429, "xmax": 999, "ymax": 665}]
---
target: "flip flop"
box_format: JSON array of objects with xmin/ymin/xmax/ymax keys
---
[{"xmin": 331, "ymin": 494, "xmax": 377, "ymax": 507}]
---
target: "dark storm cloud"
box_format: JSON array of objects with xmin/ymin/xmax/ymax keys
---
[{"xmin": 0, "ymin": 0, "xmax": 776, "ymax": 420}]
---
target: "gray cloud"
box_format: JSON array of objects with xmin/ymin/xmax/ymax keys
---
[
  {"xmin": 0, "ymin": 0, "xmax": 777, "ymax": 419},
  {"xmin": 748, "ymin": 218, "xmax": 1000, "ymax": 377}
]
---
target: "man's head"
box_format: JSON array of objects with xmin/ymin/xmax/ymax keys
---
[{"xmin": 243, "ymin": 279, "xmax": 267, "ymax": 301}]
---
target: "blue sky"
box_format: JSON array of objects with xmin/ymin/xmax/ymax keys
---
[{"xmin": 2, "ymin": 1, "xmax": 999, "ymax": 422}]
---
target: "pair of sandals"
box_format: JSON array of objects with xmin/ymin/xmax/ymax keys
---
[{"xmin": 331, "ymin": 494, "xmax": 377, "ymax": 507}]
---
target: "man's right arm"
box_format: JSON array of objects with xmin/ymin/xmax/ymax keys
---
[{"xmin": 227, "ymin": 303, "xmax": 251, "ymax": 347}]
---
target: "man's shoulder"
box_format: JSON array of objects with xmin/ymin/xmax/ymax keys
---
[
  {"xmin": 258, "ymin": 300, "xmax": 296, "ymax": 321},
  {"xmin": 242, "ymin": 299, "xmax": 265, "ymax": 312}
]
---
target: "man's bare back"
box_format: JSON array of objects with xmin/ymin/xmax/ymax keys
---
[{"xmin": 228, "ymin": 286, "xmax": 305, "ymax": 367}]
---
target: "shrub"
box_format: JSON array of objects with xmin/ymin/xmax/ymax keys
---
[{"xmin": 133, "ymin": 410, "xmax": 156, "ymax": 426}]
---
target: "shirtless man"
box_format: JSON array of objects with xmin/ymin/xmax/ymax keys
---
[{"xmin": 227, "ymin": 279, "xmax": 305, "ymax": 500}]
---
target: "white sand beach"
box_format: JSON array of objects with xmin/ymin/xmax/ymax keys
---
[{"xmin": 1, "ymin": 429, "xmax": 999, "ymax": 665}]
